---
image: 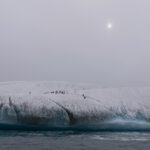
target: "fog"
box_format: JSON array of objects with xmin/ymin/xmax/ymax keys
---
[{"xmin": 0, "ymin": 0, "xmax": 150, "ymax": 86}]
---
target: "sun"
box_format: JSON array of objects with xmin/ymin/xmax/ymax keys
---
[{"xmin": 107, "ymin": 23, "xmax": 112, "ymax": 29}]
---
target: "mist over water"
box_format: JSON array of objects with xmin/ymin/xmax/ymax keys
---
[{"xmin": 0, "ymin": 0, "xmax": 150, "ymax": 86}]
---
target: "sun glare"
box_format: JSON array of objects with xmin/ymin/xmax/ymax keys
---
[{"xmin": 107, "ymin": 23, "xmax": 112, "ymax": 29}]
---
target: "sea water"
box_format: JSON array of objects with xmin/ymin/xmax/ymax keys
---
[{"xmin": 0, "ymin": 131, "xmax": 150, "ymax": 150}]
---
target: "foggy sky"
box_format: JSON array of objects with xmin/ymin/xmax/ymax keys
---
[{"xmin": 0, "ymin": 0, "xmax": 150, "ymax": 86}]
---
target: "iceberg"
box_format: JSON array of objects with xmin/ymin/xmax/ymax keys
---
[{"xmin": 0, "ymin": 81, "xmax": 150, "ymax": 131}]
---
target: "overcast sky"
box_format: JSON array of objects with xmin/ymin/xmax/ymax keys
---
[{"xmin": 0, "ymin": 0, "xmax": 150, "ymax": 86}]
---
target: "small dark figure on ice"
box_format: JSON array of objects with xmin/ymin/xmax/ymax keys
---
[{"xmin": 82, "ymin": 94, "xmax": 86, "ymax": 99}]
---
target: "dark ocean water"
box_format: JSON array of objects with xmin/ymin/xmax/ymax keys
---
[{"xmin": 0, "ymin": 131, "xmax": 150, "ymax": 150}]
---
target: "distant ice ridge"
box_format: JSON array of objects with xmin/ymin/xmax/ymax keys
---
[{"xmin": 0, "ymin": 81, "xmax": 150, "ymax": 131}]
